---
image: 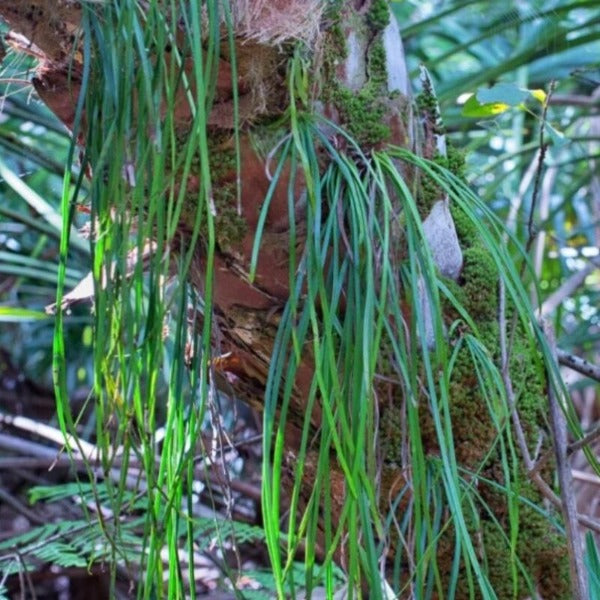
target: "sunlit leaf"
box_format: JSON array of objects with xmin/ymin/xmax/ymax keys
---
[
  {"xmin": 529, "ymin": 89, "xmax": 546, "ymax": 103},
  {"xmin": 462, "ymin": 94, "xmax": 510, "ymax": 117},
  {"xmin": 0, "ymin": 306, "xmax": 49, "ymax": 322}
]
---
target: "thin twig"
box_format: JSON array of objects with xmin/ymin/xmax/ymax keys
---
[
  {"xmin": 532, "ymin": 166, "xmax": 557, "ymax": 285},
  {"xmin": 504, "ymin": 151, "xmax": 540, "ymax": 235},
  {"xmin": 507, "ymin": 81, "xmax": 556, "ymax": 359},
  {"xmin": 569, "ymin": 424, "xmax": 600, "ymax": 455},
  {"xmin": 0, "ymin": 487, "xmax": 46, "ymax": 525},
  {"xmin": 526, "ymin": 81, "xmax": 556, "ymax": 254},
  {"xmin": 0, "ymin": 411, "xmax": 98, "ymax": 459},
  {"xmin": 499, "ymin": 280, "xmax": 534, "ymax": 470},
  {"xmin": 499, "ymin": 283, "xmax": 600, "ymax": 539},
  {"xmin": 557, "ymin": 348, "xmax": 600, "ymax": 383},
  {"xmin": 549, "ymin": 94, "xmax": 600, "ymax": 108},
  {"xmin": 0, "ymin": 457, "xmax": 76, "ymax": 470},
  {"xmin": 572, "ymin": 469, "xmax": 600, "ymax": 486},
  {"xmin": 0, "ymin": 78, "xmax": 32, "ymax": 86},
  {"xmin": 543, "ymin": 320, "xmax": 588, "ymax": 600},
  {"xmin": 539, "ymin": 263, "xmax": 595, "ymax": 317},
  {"xmin": 0, "ymin": 432, "xmax": 143, "ymax": 493}
]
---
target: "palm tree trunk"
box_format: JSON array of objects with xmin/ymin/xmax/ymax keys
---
[{"xmin": 0, "ymin": 2, "xmax": 571, "ymax": 597}]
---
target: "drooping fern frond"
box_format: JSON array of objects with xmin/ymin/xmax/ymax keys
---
[{"xmin": 0, "ymin": 518, "xmax": 142, "ymax": 577}]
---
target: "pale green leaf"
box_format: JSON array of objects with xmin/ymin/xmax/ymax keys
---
[{"xmin": 477, "ymin": 83, "xmax": 529, "ymax": 106}]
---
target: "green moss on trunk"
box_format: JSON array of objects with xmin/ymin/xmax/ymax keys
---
[
  {"xmin": 437, "ymin": 196, "xmax": 571, "ymax": 597},
  {"xmin": 320, "ymin": 2, "xmax": 394, "ymax": 147}
]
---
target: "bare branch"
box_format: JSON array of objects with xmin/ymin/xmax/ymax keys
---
[
  {"xmin": 569, "ymin": 425, "xmax": 600, "ymax": 455},
  {"xmin": 0, "ymin": 487, "xmax": 46, "ymax": 525},
  {"xmin": 499, "ymin": 285, "xmax": 600, "ymax": 542},
  {"xmin": 539, "ymin": 264, "xmax": 594, "ymax": 317},
  {"xmin": 543, "ymin": 320, "xmax": 588, "ymax": 600},
  {"xmin": 549, "ymin": 94, "xmax": 600, "ymax": 108},
  {"xmin": 572, "ymin": 469, "xmax": 600, "ymax": 486},
  {"xmin": 0, "ymin": 411, "xmax": 98, "ymax": 459},
  {"xmin": 499, "ymin": 280, "xmax": 534, "ymax": 471},
  {"xmin": 557, "ymin": 348, "xmax": 600, "ymax": 383}
]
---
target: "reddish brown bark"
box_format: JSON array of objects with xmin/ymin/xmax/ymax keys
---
[{"xmin": 0, "ymin": 0, "xmax": 408, "ymax": 560}]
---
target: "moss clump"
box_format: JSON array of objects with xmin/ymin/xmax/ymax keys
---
[
  {"xmin": 213, "ymin": 185, "xmax": 247, "ymax": 250},
  {"xmin": 508, "ymin": 334, "xmax": 548, "ymax": 443},
  {"xmin": 430, "ymin": 142, "xmax": 570, "ymax": 595},
  {"xmin": 326, "ymin": 34, "xmax": 391, "ymax": 146},
  {"xmin": 416, "ymin": 151, "xmax": 444, "ymax": 216},
  {"xmin": 521, "ymin": 508, "xmax": 572, "ymax": 599},
  {"xmin": 450, "ymin": 201, "xmax": 478, "ymax": 245},
  {"xmin": 415, "ymin": 84, "xmax": 467, "ymax": 216},
  {"xmin": 206, "ymin": 133, "xmax": 236, "ymax": 178},
  {"xmin": 333, "ymin": 87, "xmax": 389, "ymax": 146},
  {"xmin": 326, "ymin": 21, "xmax": 347, "ymax": 61},
  {"xmin": 416, "ymin": 93, "xmax": 441, "ymax": 127},
  {"xmin": 178, "ymin": 132, "xmax": 248, "ymax": 249},
  {"xmin": 447, "ymin": 144, "xmax": 466, "ymax": 179},
  {"xmin": 443, "ymin": 324, "xmax": 499, "ymax": 465},
  {"xmin": 437, "ymin": 323, "xmax": 571, "ymax": 598},
  {"xmin": 320, "ymin": 7, "xmax": 394, "ymax": 148},
  {"xmin": 367, "ymin": 0, "xmax": 390, "ymax": 31},
  {"xmin": 343, "ymin": 35, "xmax": 392, "ymax": 145},
  {"xmin": 461, "ymin": 244, "xmax": 498, "ymax": 320},
  {"xmin": 416, "ymin": 85, "xmax": 444, "ymax": 139},
  {"xmin": 367, "ymin": 39, "xmax": 388, "ymax": 87},
  {"xmin": 208, "ymin": 141, "xmax": 247, "ymax": 249},
  {"xmin": 380, "ymin": 403, "xmax": 403, "ymax": 462},
  {"xmin": 440, "ymin": 274, "xmax": 467, "ymax": 318},
  {"xmin": 416, "ymin": 144, "xmax": 466, "ymax": 217},
  {"xmin": 436, "ymin": 501, "xmax": 570, "ymax": 600},
  {"xmin": 479, "ymin": 499, "xmax": 571, "ymax": 599}
]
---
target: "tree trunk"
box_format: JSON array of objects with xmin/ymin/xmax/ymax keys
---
[{"xmin": 0, "ymin": 1, "xmax": 571, "ymax": 597}]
